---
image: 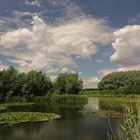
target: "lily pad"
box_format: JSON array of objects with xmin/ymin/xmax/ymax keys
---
[{"xmin": 0, "ymin": 112, "xmax": 61, "ymax": 125}]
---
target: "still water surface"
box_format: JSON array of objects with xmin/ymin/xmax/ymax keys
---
[{"xmin": 0, "ymin": 97, "xmax": 139, "ymax": 140}]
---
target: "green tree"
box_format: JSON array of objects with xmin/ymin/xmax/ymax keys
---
[
  {"xmin": 0, "ymin": 66, "xmax": 19, "ymax": 99},
  {"xmin": 98, "ymin": 71, "xmax": 140, "ymax": 94},
  {"xmin": 0, "ymin": 66, "xmax": 83, "ymax": 101},
  {"xmin": 54, "ymin": 72, "xmax": 83, "ymax": 94},
  {"xmin": 0, "ymin": 67, "xmax": 53, "ymax": 101},
  {"xmin": 22, "ymin": 70, "xmax": 52, "ymax": 97}
]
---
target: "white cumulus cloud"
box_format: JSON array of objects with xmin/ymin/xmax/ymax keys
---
[
  {"xmin": 25, "ymin": 0, "xmax": 42, "ymax": 7},
  {"xmin": 0, "ymin": 15, "xmax": 113, "ymax": 73},
  {"xmin": 83, "ymin": 76, "xmax": 100, "ymax": 89},
  {"xmin": 111, "ymin": 25, "xmax": 140, "ymax": 67}
]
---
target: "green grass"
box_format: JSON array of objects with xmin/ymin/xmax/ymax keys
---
[
  {"xmin": 0, "ymin": 102, "xmax": 34, "ymax": 111},
  {"xmin": 0, "ymin": 112, "xmax": 60, "ymax": 125},
  {"xmin": 51, "ymin": 94, "xmax": 88, "ymax": 104},
  {"xmin": 81, "ymin": 91, "xmax": 140, "ymax": 98}
]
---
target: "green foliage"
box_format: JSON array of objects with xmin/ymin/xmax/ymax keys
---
[
  {"xmin": 0, "ymin": 67, "xmax": 83, "ymax": 102},
  {"xmin": 98, "ymin": 71, "xmax": 140, "ymax": 94},
  {"xmin": 0, "ymin": 112, "xmax": 60, "ymax": 125},
  {"xmin": 22, "ymin": 70, "xmax": 52, "ymax": 96},
  {"xmin": 54, "ymin": 72, "xmax": 83, "ymax": 94},
  {"xmin": 0, "ymin": 67, "xmax": 52, "ymax": 101},
  {"xmin": 0, "ymin": 66, "xmax": 19, "ymax": 99}
]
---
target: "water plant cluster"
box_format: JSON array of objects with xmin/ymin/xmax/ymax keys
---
[{"xmin": 0, "ymin": 112, "xmax": 60, "ymax": 125}]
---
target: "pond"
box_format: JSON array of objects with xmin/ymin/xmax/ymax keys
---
[{"xmin": 0, "ymin": 97, "xmax": 139, "ymax": 140}]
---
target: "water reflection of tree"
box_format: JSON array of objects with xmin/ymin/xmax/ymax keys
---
[
  {"xmin": 0, "ymin": 122, "xmax": 46, "ymax": 139},
  {"xmin": 0, "ymin": 125, "xmax": 14, "ymax": 139},
  {"xmin": 39, "ymin": 103, "xmax": 85, "ymax": 118}
]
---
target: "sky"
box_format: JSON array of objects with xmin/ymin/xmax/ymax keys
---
[{"xmin": 0, "ymin": 0, "xmax": 140, "ymax": 88}]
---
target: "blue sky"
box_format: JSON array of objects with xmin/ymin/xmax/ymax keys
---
[{"xmin": 0, "ymin": 0, "xmax": 140, "ymax": 88}]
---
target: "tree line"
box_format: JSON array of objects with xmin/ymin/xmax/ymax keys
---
[
  {"xmin": 0, "ymin": 66, "xmax": 83, "ymax": 101},
  {"xmin": 98, "ymin": 71, "xmax": 140, "ymax": 94}
]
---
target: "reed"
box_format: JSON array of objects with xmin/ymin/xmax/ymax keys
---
[{"xmin": 51, "ymin": 94, "xmax": 88, "ymax": 104}]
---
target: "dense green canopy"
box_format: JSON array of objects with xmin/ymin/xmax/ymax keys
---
[
  {"xmin": 0, "ymin": 67, "xmax": 83, "ymax": 101},
  {"xmin": 0, "ymin": 66, "xmax": 52, "ymax": 101},
  {"xmin": 54, "ymin": 73, "xmax": 83, "ymax": 94},
  {"xmin": 98, "ymin": 71, "xmax": 140, "ymax": 94}
]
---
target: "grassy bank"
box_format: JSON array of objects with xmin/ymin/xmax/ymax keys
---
[
  {"xmin": 81, "ymin": 90, "xmax": 140, "ymax": 98},
  {"xmin": 51, "ymin": 94, "xmax": 88, "ymax": 104},
  {"xmin": 0, "ymin": 94, "xmax": 88, "ymax": 112},
  {"xmin": 0, "ymin": 94, "xmax": 88, "ymax": 103},
  {"xmin": 0, "ymin": 102, "xmax": 34, "ymax": 111}
]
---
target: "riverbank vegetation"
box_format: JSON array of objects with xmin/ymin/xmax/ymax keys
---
[
  {"xmin": 81, "ymin": 90, "xmax": 140, "ymax": 98},
  {"xmin": 0, "ymin": 67, "xmax": 140, "ymax": 102},
  {"xmin": 0, "ymin": 66, "xmax": 83, "ymax": 102},
  {"xmin": 108, "ymin": 105, "xmax": 140, "ymax": 140},
  {"xmin": 98, "ymin": 71, "xmax": 140, "ymax": 94},
  {"xmin": 81, "ymin": 70, "xmax": 140, "ymax": 97},
  {"xmin": 0, "ymin": 102, "xmax": 34, "ymax": 111},
  {"xmin": 51, "ymin": 94, "xmax": 87, "ymax": 104},
  {"xmin": 122, "ymin": 106, "xmax": 140, "ymax": 140}
]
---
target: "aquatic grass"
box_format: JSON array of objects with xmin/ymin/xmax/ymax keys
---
[
  {"xmin": 34, "ymin": 96, "xmax": 50, "ymax": 103},
  {"xmin": 0, "ymin": 112, "xmax": 60, "ymax": 125},
  {"xmin": 0, "ymin": 102, "xmax": 35, "ymax": 111},
  {"xmin": 99, "ymin": 98, "xmax": 139, "ymax": 113},
  {"xmin": 3, "ymin": 102, "xmax": 34, "ymax": 107},
  {"xmin": 51, "ymin": 94, "xmax": 88, "ymax": 104},
  {"xmin": 108, "ymin": 104, "xmax": 140, "ymax": 140},
  {"xmin": 0, "ymin": 105, "xmax": 7, "ymax": 111},
  {"xmin": 120, "ymin": 106, "xmax": 140, "ymax": 140},
  {"xmin": 81, "ymin": 90, "xmax": 140, "ymax": 98},
  {"xmin": 82, "ymin": 110, "xmax": 126, "ymax": 118}
]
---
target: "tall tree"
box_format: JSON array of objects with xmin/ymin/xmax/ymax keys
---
[
  {"xmin": 0, "ymin": 66, "xmax": 19, "ymax": 99},
  {"xmin": 54, "ymin": 73, "xmax": 83, "ymax": 94},
  {"xmin": 98, "ymin": 71, "xmax": 140, "ymax": 94},
  {"xmin": 22, "ymin": 70, "xmax": 52, "ymax": 96}
]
